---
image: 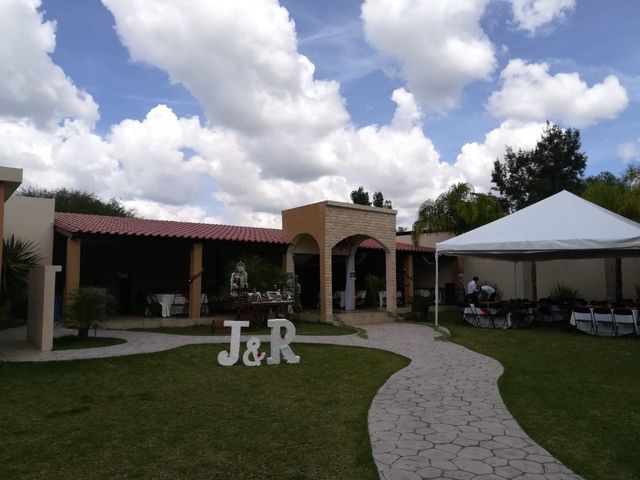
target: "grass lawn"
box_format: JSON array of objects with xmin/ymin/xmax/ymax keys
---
[
  {"xmin": 131, "ymin": 321, "xmax": 357, "ymax": 336},
  {"xmin": 0, "ymin": 343, "xmax": 408, "ymax": 480},
  {"xmin": 429, "ymin": 309, "xmax": 640, "ymax": 480},
  {"xmin": 53, "ymin": 335, "xmax": 127, "ymax": 350}
]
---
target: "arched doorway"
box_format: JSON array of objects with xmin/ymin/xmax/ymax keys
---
[{"xmin": 282, "ymin": 200, "xmax": 397, "ymax": 322}]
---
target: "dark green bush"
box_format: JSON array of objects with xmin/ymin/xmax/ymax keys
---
[{"xmin": 410, "ymin": 295, "xmax": 433, "ymax": 322}]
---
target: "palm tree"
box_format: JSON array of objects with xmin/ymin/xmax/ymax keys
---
[
  {"xmin": 412, "ymin": 183, "xmax": 505, "ymax": 241},
  {"xmin": 412, "ymin": 183, "xmax": 505, "ymax": 302}
]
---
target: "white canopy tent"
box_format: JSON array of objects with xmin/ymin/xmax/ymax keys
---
[{"xmin": 434, "ymin": 191, "xmax": 640, "ymax": 325}]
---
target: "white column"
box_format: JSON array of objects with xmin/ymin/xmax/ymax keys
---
[{"xmin": 344, "ymin": 248, "xmax": 357, "ymax": 311}]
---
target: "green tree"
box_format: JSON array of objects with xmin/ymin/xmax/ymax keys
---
[
  {"xmin": 372, "ymin": 191, "xmax": 384, "ymax": 208},
  {"xmin": 582, "ymin": 165, "xmax": 640, "ymax": 222},
  {"xmin": 581, "ymin": 165, "xmax": 640, "ymax": 300},
  {"xmin": 491, "ymin": 122, "xmax": 587, "ymax": 212},
  {"xmin": 372, "ymin": 191, "xmax": 393, "ymax": 209},
  {"xmin": 411, "ymin": 183, "xmax": 505, "ymax": 243},
  {"xmin": 350, "ymin": 186, "xmax": 371, "ymax": 206},
  {"xmin": 19, "ymin": 186, "xmax": 135, "ymax": 217},
  {"xmin": 411, "ymin": 183, "xmax": 505, "ymax": 304},
  {"xmin": 64, "ymin": 287, "xmax": 115, "ymax": 338}
]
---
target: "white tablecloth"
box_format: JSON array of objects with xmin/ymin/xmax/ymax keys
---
[
  {"xmin": 153, "ymin": 294, "xmax": 188, "ymax": 317},
  {"xmin": 334, "ymin": 291, "xmax": 345, "ymax": 308}
]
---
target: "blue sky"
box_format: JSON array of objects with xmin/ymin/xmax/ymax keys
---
[{"xmin": 2, "ymin": 0, "xmax": 639, "ymax": 227}]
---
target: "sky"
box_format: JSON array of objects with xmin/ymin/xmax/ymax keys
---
[{"xmin": 1, "ymin": 0, "xmax": 639, "ymax": 229}]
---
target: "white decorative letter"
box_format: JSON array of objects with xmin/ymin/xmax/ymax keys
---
[
  {"xmin": 242, "ymin": 337, "xmax": 265, "ymax": 366},
  {"xmin": 267, "ymin": 319, "xmax": 300, "ymax": 365},
  {"xmin": 217, "ymin": 320, "xmax": 249, "ymax": 366}
]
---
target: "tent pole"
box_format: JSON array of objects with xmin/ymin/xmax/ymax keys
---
[
  {"xmin": 514, "ymin": 261, "xmax": 517, "ymax": 299},
  {"xmin": 435, "ymin": 251, "xmax": 439, "ymax": 327}
]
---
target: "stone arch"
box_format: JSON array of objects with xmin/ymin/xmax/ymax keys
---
[{"xmin": 282, "ymin": 201, "xmax": 396, "ymax": 322}]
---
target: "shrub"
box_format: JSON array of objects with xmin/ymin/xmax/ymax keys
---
[
  {"xmin": 410, "ymin": 295, "xmax": 433, "ymax": 322},
  {"xmin": 64, "ymin": 288, "xmax": 115, "ymax": 338},
  {"xmin": 0, "ymin": 300, "xmax": 18, "ymax": 330},
  {"xmin": 548, "ymin": 282, "xmax": 581, "ymax": 302},
  {"xmin": 364, "ymin": 274, "xmax": 385, "ymax": 307}
]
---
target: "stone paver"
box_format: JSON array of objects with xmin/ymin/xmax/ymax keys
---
[{"xmin": 0, "ymin": 322, "xmax": 582, "ymax": 480}]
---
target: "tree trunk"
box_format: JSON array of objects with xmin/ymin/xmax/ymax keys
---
[{"xmin": 78, "ymin": 327, "xmax": 89, "ymax": 339}]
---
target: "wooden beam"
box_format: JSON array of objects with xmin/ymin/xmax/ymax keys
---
[{"xmin": 188, "ymin": 243, "xmax": 203, "ymax": 319}]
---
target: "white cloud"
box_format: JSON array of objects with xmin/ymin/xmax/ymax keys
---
[
  {"xmin": 107, "ymin": 105, "xmax": 210, "ymax": 206},
  {"xmin": 510, "ymin": 0, "xmax": 575, "ymax": 33},
  {"xmin": 618, "ymin": 140, "xmax": 640, "ymax": 164},
  {"xmin": 101, "ymin": 0, "xmax": 348, "ymax": 138},
  {"xmin": 0, "ymin": 119, "xmax": 118, "ymax": 195},
  {"xmin": 121, "ymin": 199, "xmax": 223, "ymax": 224},
  {"xmin": 454, "ymin": 120, "xmax": 546, "ymax": 190},
  {"xmin": 361, "ymin": 0, "xmax": 496, "ymax": 110},
  {"xmin": 0, "ymin": 0, "xmax": 98, "ymax": 128},
  {"xmin": 487, "ymin": 59, "xmax": 629, "ymax": 127},
  {"xmin": 2, "ymin": 0, "xmax": 514, "ymax": 230}
]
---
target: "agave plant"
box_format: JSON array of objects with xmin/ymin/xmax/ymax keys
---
[
  {"xmin": 548, "ymin": 282, "xmax": 581, "ymax": 302},
  {"xmin": 1, "ymin": 235, "xmax": 42, "ymax": 302}
]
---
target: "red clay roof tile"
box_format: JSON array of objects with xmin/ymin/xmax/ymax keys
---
[{"xmin": 54, "ymin": 212, "xmax": 434, "ymax": 252}]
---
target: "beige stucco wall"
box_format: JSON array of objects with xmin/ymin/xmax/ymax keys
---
[
  {"xmin": 3, "ymin": 196, "xmax": 54, "ymax": 264},
  {"xmin": 398, "ymin": 232, "xmax": 455, "ymax": 249},
  {"xmin": 463, "ymin": 257, "xmax": 531, "ymax": 299},
  {"xmin": 535, "ymin": 259, "xmax": 606, "ymax": 300},
  {"xmin": 622, "ymin": 257, "xmax": 640, "ymax": 299},
  {"xmin": 407, "ymin": 229, "xmax": 639, "ymax": 301},
  {"xmin": 453, "ymin": 257, "xmax": 639, "ymax": 301},
  {"xmin": 27, "ymin": 265, "xmax": 61, "ymax": 351}
]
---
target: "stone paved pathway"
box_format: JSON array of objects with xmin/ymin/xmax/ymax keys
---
[{"xmin": 0, "ymin": 322, "xmax": 581, "ymax": 480}]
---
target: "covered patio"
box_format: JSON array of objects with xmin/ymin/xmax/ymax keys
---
[{"xmin": 54, "ymin": 204, "xmax": 433, "ymax": 324}]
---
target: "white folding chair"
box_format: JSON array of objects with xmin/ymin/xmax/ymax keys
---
[
  {"xmin": 378, "ymin": 291, "xmax": 387, "ymax": 308},
  {"xmin": 572, "ymin": 307, "xmax": 594, "ymax": 335},
  {"xmin": 355, "ymin": 290, "xmax": 367, "ymax": 307},
  {"xmin": 592, "ymin": 307, "xmax": 615, "ymax": 336},
  {"xmin": 200, "ymin": 293, "xmax": 209, "ymax": 315},
  {"xmin": 464, "ymin": 304, "xmax": 492, "ymax": 328},
  {"xmin": 612, "ymin": 308, "xmax": 636, "ymax": 336},
  {"xmin": 170, "ymin": 294, "xmax": 189, "ymax": 316},
  {"xmin": 463, "ymin": 304, "xmax": 481, "ymax": 327}
]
